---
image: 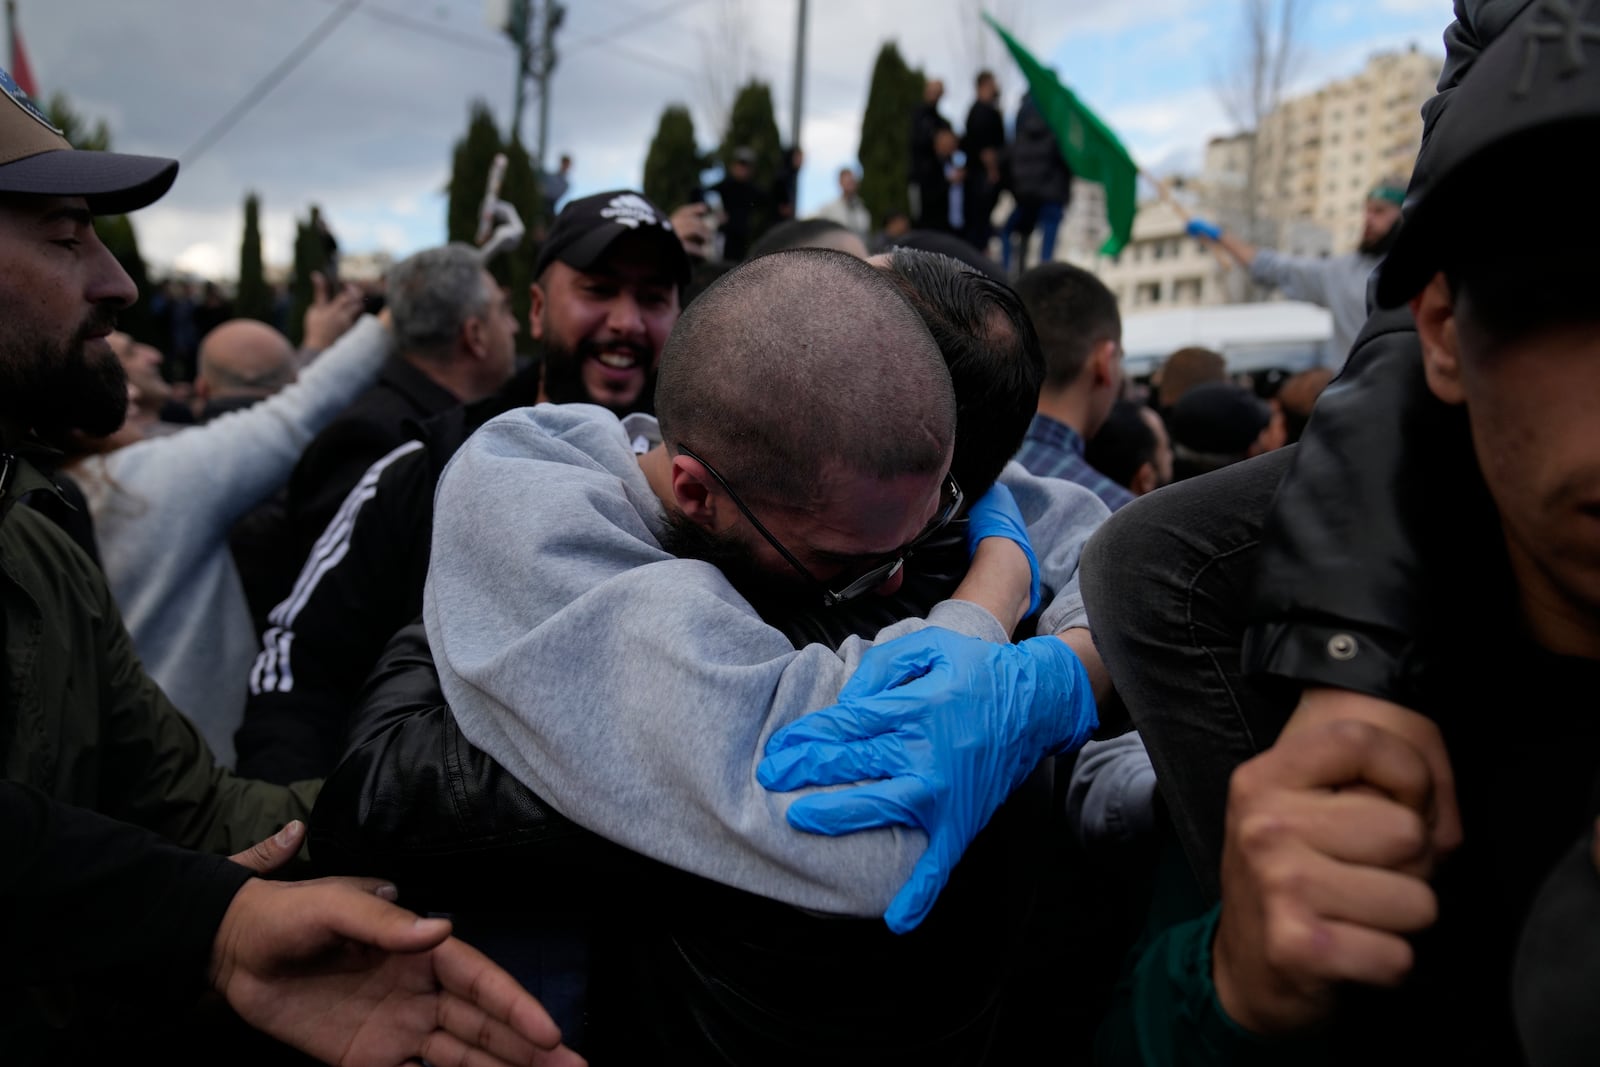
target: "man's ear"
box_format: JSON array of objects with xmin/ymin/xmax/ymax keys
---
[
  {"xmin": 1412, "ymin": 272, "xmax": 1465, "ymax": 406},
  {"xmin": 669, "ymin": 452, "xmax": 725, "ymax": 530},
  {"xmin": 461, "ymin": 314, "xmax": 488, "ymax": 360},
  {"xmin": 1130, "ymin": 461, "xmax": 1157, "ymax": 496},
  {"xmin": 1089, "ymin": 338, "xmax": 1119, "ymax": 388},
  {"xmin": 527, "ymin": 283, "xmax": 546, "ymax": 343}
]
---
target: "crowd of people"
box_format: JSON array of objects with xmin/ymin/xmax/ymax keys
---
[{"xmin": 2, "ymin": 1, "xmax": 1596, "ymax": 1064}]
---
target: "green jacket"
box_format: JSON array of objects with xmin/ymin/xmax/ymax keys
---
[{"xmin": 0, "ymin": 452, "xmax": 318, "ymax": 855}]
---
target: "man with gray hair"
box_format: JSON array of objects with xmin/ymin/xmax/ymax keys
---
[{"xmin": 280, "ymin": 241, "xmax": 519, "ymax": 573}]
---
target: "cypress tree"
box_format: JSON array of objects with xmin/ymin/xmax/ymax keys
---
[
  {"xmin": 643, "ymin": 105, "xmax": 703, "ymax": 213},
  {"xmin": 288, "ymin": 206, "xmax": 334, "ymax": 348},
  {"xmin": 236, "ymin": 193, "xmax": 272, "ymax": 323},
  {"xmin": 445, "ymin": 100, "xmax": 542, "ymax": 352},
  {"xmin": 858, "ymin": 43, "xmax": 924, "ymax": 229}
]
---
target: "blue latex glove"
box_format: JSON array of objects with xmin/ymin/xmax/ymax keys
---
[
  {"xmin": 757, "ymin": 627, "xmax": 1098, "ymax": 934},
  {"xmin": 963, "ymin": 482, "xmax": 1041, "ymax": 616},
  {"xmin": 1185, "ymin": 218, "xmax": 1223, "ymax": 242}
]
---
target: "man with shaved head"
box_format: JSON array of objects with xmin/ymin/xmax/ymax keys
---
[
  {"xmin": 194, "ymin": 318, "xmax": 299, "ymax": 421},
  {"xmin": 421, "ymin": 247, "xmax": 1098, "ymax": 922}
]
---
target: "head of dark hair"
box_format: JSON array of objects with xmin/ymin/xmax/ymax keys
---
[
  {"xmin": 976, "ymin": 69, "xmax": 996, "ymax": 89},
  {"xmin": 1084, "ymin": 400, "xmax": 1158, "ymax": 489},
  {"xmin": 880, "ymin": 249, "xmax": 1044, "ymax": 498},
  {"xmin": 655, "ymin": 248, "xmax": 955, "ymax": 510},
  {"xmin": 890, "ymin": 230, "xmax": 1006, "ymax": 282},
  {"xmin": 1013, "ymin": 262, "xmax": 1121, "ymax": 391},
  {"xmin": 747, "ymin": 217, "xmax": 858, "ymax": 259}
]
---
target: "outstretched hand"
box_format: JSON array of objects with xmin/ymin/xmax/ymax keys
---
[
  {"xmin": 210, "ymin": 877, "xmax": 584, "ymax": 1067},
  {"xmin": 758, "ymin": 628, "xmax": 1097, "ymax": 933}
]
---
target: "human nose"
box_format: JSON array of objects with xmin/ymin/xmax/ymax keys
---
[
  {"xmin": 86, "ymin": 230, "xmax": 137, "ymax": 309},
  {"xmin": 605, "ymin": 290, "xmax": 645, "ymax": 337}
]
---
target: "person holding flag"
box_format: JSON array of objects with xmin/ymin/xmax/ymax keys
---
[{"xmin": 1184, "ymin": 180, "xmax": 1406, "ymax": 368}]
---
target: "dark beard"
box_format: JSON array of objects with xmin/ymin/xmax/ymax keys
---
[
  {"xmin": 0, "ymin": 305, "xmax": 129, "ymax": 442},
  {"xmin": 540, "ymin": 335, "xmax": 656, "ymax": 415},
  {"xmin": 1359, "ymin": 220, "xmax": 1401, "ymax": 258},
  {"xmin": 658, "ymin": 509, "xmax": 816, "ymax": 612}
]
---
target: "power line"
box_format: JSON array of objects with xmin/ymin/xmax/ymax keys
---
[
  {"xmin": 565, "ymin": 0, "xmax": 712, "ymax": 54},
  {"xmin": 180, "ymin": 0, "xmax": 363, "ymax": 167},
  {"xmin": 352, "ymin": 2, "xmax": 506, "ymax": 56}
]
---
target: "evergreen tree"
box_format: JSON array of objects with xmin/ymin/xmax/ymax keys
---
[
  {"xmin": 445, "ymin": 100, "xmax": 540, "ymax": 352},
  {"xmin": 236, "ymin": 193, "xmax": 272, "ymax": 323},
  {"xmin": 288, "ymin": 206, "xmax": 335, "ymax": 348},
  {"xmin": 45, "ymin": 93, "xmax": 156, "ymax": 344},
  {"xmin": 721, "ymin": 81, "xmax": 783, "ymax": 189},
  {"xmin": 643, "ymin": 105, "xmax": 702, "ymax": 213},
  {"xmin": 720, "ymin": 81, "xmax": 784, "ymax": 244},
  {"xmin": 858, "ymin": 43, "xmax": 924, "ymax": 229}
]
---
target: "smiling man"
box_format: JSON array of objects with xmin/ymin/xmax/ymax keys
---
[
  {"xmin": 531, "ymin": 190, "xmax": 686, "ymax": 414},
  {"xmin": 236, "ymin": 189, "xmax": 691, "ymax": 783}
]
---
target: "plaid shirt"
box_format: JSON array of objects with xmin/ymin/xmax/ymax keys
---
[{"xmin": 1014, "ymin": 413, "xmax": 1135, "ymax": 512}]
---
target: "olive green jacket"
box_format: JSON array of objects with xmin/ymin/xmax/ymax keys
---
[{"xmin": 0, "ymin": 451, "xmax": 318, "ymax": 855}]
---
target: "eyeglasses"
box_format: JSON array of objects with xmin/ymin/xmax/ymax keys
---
[{"xmin": 676, "ymin": 444, "xmax": 964, "ymax": 607}]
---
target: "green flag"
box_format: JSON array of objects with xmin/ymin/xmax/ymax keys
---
[{"xmin": 985, "ymin": 13, "xmax": 1140, "ymax": 256}]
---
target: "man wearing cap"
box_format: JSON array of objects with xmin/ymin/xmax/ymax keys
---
[
  {"xmin": 0, "ymin": 64, "xmax": 319, "ymax": 848},
  {"xmin": 1185, "ymin": 178, "xmax": 1406, "ymax": 367},
  {"xmin": 237, "ymin": 190, "xmax": 688, "ymax": 783},
  {"xmin": 1090, "ymin": 2, "xmax": 1600, "ymax": 1059}
]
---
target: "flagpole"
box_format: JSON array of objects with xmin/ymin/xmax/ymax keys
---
[
  {"xmin": 5, "ymin": 0, "xmax": 15, "ymax": 72},
  {"xmin": 1139, "ymin": 165, "xmax": 1234, "ymax": 273}
]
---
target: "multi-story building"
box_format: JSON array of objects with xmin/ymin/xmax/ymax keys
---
[
  {"xmin": 1058, "ymin": 45, "xmax": 1439, "ymax": 310},
  {"xmin": 1233, "ymin": 45, "xmax": 1441, "ymax": 253}
]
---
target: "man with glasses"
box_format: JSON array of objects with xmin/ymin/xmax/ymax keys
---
[
  {"xmin": 415, "ymin": 248, "xmax": 1104, "ymax": 917},
  {"xmin": 314, "ymin": 247, "xmax": 1111, "ymax": 1057}
]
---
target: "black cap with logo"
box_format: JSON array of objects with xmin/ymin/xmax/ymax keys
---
[{"xmin": 533, "ymin": 190, "xmax": 691, "ymax": 287}]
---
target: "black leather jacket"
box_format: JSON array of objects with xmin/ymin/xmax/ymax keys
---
[
  {"xmin": 1242, "ymin": 0, "xmax": 1534, "ymax": 702},
  {"xmin": 310, "ymin": 527, "xmax": 1060, "ymax": 1062}
]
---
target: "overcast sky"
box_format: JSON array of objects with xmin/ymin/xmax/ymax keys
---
[{"xmin": 17, "ymin": 0, "xmax": 1451, "ymax": 277}]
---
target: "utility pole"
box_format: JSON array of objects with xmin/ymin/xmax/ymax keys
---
[
  {"xmin": 789, "ymin": 0, "xmax": 807, "ymax": 149},
  {"xmin": 536, "ymin": 0, "xmax": 565, "ymax": 170},
  {"xmin": 504, "ymin": 0, "xmax": 531, "ymax": 146}
]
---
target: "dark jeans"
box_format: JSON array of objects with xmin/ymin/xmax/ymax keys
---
[{"xmin": 1080, "ymin": 448, "xmax": 1300, "ymax": 900}]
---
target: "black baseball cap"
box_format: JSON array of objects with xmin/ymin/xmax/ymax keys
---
[
  {"xmin": 533, "ymin": 189, "xmax": 691, "ymax": 287},
  {"xmin": 1170, "ymin": 382, "xmax": 1271, "ymax": 456},
  {"xmin": 0, "ymin": 67, "xmax": 176, "ymax": 214},
  {"xmin": 1375, "ymin": 1, "xmax": 1600, "ymax": 308}
]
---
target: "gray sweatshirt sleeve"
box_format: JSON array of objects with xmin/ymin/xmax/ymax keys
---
[
  {"xmin": 1248, "ymin": 249, "xmax": 1339, "ymax": 308},
  {"xmin": 427, "ymin": 407, "xmax": 1023, "ymax": 917},
  {"xmin": 102, "ymin": 315, "xmax": 392, "ymax": 533}
]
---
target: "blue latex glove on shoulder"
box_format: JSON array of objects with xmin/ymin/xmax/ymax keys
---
[
  {"xmin": 963, "ymin": 482, "xmax": 1041, "ymax": 616},
  {"xmin": 757, "ymin": 627, "xmax": 1098, "ymax": 934},
  {"xmin": 1185, "ymin": 218, "xmax": 1223, "ymax": 242}
]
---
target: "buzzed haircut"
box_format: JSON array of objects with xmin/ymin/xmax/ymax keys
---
[
  {"xmin": 1014, "ymin": 262, "xmax": 1121, "ymax": 390},
  {"xmin": 655, "ymin": 248, "xmax": 955, "ymax": 510},
  {"xmin": 881, "ymin": 249, "xmax": 1043, "ymax": 498},
  {"xmin": 385, "ymin": 243, "xmax": 492, "ymax": 362}
]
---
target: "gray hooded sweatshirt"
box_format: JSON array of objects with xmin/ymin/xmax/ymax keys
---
[{"xmin": 426, "ymin": 403, "xmax": 1108, "ymax": 916}]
